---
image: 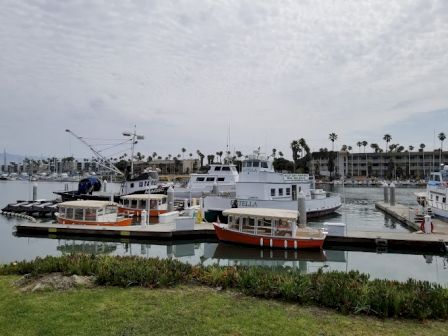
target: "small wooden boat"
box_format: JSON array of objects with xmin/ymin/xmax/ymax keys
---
[
  {"xmin": 213, "ymin": 208, "xmax": 326, "ymax": 249},
  {"xmin": 56, "ymin": 200, "xmax": 132, "ymax": 226},
  {"xmin": 118, "ymin": 194, "xmax": 168, "ymax": 217}
]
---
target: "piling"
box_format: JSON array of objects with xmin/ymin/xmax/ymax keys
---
[
  {"xmin": 389, "ymin": 182, "xmax": 395, "ymax": 206},
  {"xmin": 297, "ymin": 192, "xmax": 306, "ymax": 228},
  {"xmin": 103, "ymin": 180, "xmax": 107, "ymax": 192},
  {"xmin": 146, "ymin": 187, "xmax": 151, "ymax": 225},
  {"xmin": 424, "ymin": 215, "xmax": 432, "ymax": 234},
  {"xmin": 167, "ymin": 186, "xmax": 174, "ymax": 212},
  {"xmin": 383, "ymin": 182, "xmax": 389, "ymax": 203},
  {"xmin": 141, "ymin": 210, "xmax": 147, "ymax": 227},
  {"xmin": 32, "ymin": 183, "xmax": 38, "ymax": 201}
]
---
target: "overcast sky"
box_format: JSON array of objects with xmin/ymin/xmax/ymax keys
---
[{"xmin": 1, "ymin": 0, "xmax": 448, "ymax": 159}]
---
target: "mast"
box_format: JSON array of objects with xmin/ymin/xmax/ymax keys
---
[{"xmin": 122, "ymin": 126, "xmax": 144, "ymax": 178}]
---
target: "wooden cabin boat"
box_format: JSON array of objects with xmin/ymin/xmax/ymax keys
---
[
  {"xmin": 213, "ymin": 208, "xmax": 327, "ymax": 249},
  {"xmin": 56, "ymin": 200, "xmax": 132, "ymax": 226},
  {"xmin": 118, "ymin": 194, "xmax": 168, "ymax": 217}
]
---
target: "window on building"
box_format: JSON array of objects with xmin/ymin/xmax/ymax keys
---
[
  {"xmin": 286, "ymin": 188, "xmax": 291, "ymax": 196},
  {"xmin": 261, "ymin": 161, "xmax": 268, "ymax": 168},
  {"xmin": 253, "ymin": 161, "xmax": 260, "ymax": 167},
  {"xmin": 279, "ymin": 188, "xmax": 283, "ymax": 196},
  {"xmin": 271, "ymin": 188, "xmax": 275, "ymax": 196},
  {"xmin": 222, "ymin": 166, "xmax": 230, "ymax": 171}
]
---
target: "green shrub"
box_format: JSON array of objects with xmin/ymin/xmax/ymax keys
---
[{"xmin": 2, "ymin": 254, "xmax": 447, "ymax": 320}]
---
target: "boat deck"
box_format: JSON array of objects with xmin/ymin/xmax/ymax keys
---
[{"xmin": 14, "ymin": 221, "xmax": 448, "ymax": 252}]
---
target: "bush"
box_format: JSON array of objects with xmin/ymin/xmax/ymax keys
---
[{"xmin": 1, "ymin": 255, "xmax": 447, "ymax": 320}]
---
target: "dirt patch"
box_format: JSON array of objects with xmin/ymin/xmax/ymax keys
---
[{"xmin": 13, "ymin": 273, "xmax": 96, "ymax": 292}]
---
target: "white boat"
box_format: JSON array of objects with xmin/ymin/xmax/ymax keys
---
[
  {"xmin": 203, "ymin": 151, "xmax": 341, "ymax": 222},
  {"xmin": 420, "ymin": 165, "xmax": 448, "ymax": 219},
  {"xmin": 172, "ymin": 163, "xmax": 239, "ymax": 199}
]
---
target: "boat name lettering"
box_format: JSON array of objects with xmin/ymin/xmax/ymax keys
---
[{"xmin": 238, "ymin": 200, "xmax": 258, "ymax": 207}]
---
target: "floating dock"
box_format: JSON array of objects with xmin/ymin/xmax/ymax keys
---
[{"xmin": 14, "ymin": 221, "xmax": 448, "ymax": 253}]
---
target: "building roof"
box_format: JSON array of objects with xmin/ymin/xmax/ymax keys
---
[
  {"xmin": 120, "ymin": 194, "xmax": 167, "ymax": 200},
  {"xmin": 59, "ymin": 200, "xmax": 117, "ymax": 209},
  {"xmin": 223, "ymin": 208, "xmax": 298, "ymax": 220}
]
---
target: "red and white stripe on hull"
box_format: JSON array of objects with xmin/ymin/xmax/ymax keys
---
[
  {"xmin": 57, "ymin": 217, "xmax": 132, "ymax": 226},
  {"xmin": 213, "ymin": 223, "xmax": 325, "ymax": 250}
]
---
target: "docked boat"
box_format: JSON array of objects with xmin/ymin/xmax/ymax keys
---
[
  {"xmin": 56, "ymin": 200, "xmax": 132, "ymax": 226},
  {"xmin": 118, "ymin": 194, "xmax": 168, "ymax": 217},
  {"xmin": 417, "ymin": 165, "xmax": 448, "ymax": 219},
  {"xmin": 203, "ymin": 152, "xmax": 341, "ymax": 222},
  {"xmin": 172, "ymin": 163, "xmax": 239, "ymax": 199},
  {"xmin": 213, "ymin": 208, "xmax": 327, "ymax": 249}
]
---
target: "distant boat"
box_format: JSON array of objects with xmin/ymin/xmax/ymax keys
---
[
  {"xmin": 417, "ymin": 165, "xmax": 448, "ymax": 219},
  {"xmin": 213, "ymin": 208, "xmax": 327, "ymax": 250}
]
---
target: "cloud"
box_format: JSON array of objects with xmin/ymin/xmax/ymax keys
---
[{"xmin": 1, "ymin": 0, "xmax": 448, "ymax": 158}]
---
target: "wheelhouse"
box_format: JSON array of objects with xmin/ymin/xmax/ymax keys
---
[
  {"xmin": 120, "ymin": 194, "xmax": 167, "ymax": 210},
  {"xmin": 58, "ymin": 201, "xmax": 119, "ymax": 223}
]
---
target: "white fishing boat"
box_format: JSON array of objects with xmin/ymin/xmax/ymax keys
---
[
  {"xmin": 172, "ymin": 163, "xmax": 239, "ymax": 199},
  {"xmin": 416, "ymin": 165, "xmax": 448, "ymax": 219},
  {"xmin": 203, "ymin": 151, "xmax": 341, "ymax": 222}
]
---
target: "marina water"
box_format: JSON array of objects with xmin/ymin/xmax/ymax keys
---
[{"xmin": 0, "ymin": 180, "xmax": 447, "ymax": 285}]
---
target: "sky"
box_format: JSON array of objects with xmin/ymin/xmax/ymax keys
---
[{"xmin": 1, "ymin": 0, "xmax": 448, "ymax": 160}]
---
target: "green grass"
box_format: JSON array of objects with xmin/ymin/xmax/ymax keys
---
[{"xmin": 0, "ymin": 276, "xmax": 447, "ymax": 336}]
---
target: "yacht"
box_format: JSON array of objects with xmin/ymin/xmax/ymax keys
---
[
  {"xmin": 420, "ymin": 165, "xmax": 448, "ymax": 219},
  {"xmin": 203, "ymin": 151, "xmax": 341, "ymax": 222},
  {"xmin": 172, "ymin": 163, "xmax": 239, "ymax": 199}
]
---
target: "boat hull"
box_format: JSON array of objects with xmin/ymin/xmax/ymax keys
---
[
  {"xmin": 213, "ymin": 223, "xmax": 325, "ymax": 250},
  {"xmin": 56, "ymin": 217, "xmax": 133, "ymax": 226}
]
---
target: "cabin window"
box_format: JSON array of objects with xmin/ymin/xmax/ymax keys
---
[
  {"xmin": 105, "ymin": 206, "xmax": 116, "ymax": 215},
  {"xmin": 436, "ymin": 196, "xmax": 439, "ymax": 202},
  {"xmin": 140, "ymin": 200, "xmax": 147, "ymax": 209},
  {"xmin": 97, "ymin": 209, "xmax": 104, "ymax": 216},
  {"xmin": 261, "ymin": 161, "xmax": 268, "ymax": 168},
  {"xmin": 85, "ymin": 208, "xmax": 96, "ymax": 221},
  {"xmin": 222, "ymin": 166, "xmax": 230, "ymax": 171},
  {"xmin": 443, "ymin": 197, "xmax": 446, "ymax": 203},
  {"xmin": 196, "ymin": 177, "xmax": 205, "ymax": 181},
  {"xmin": 206, "ymin": 177, "xmax": 215, "ymax": 182},
  {"xmin": 286, "ymin": 188, "xmax": 291, "ymax": 196},
  {"xmin": 253, "ymin": 161, "xmax": 260, "ymax": 167},
  {"xmin": 74, "ymin": 208, "xmax": 84, "ymax": 220},
  {"xmin": 130, "ymin": 183, "xmax": 134, "ymax": 188},
  {"xmin": 435, "ymin": 175, "xmax": 441, "ymax": 182},
  {"xmin": 217, "ymin": 177, "xmax": 225, "ymax": 182},
  {"xmin": 131, "ymin": 200, "xmax": 138, "ymax": 208},
  {"xmin": 150, "ymin": 200, "xmax": 157, "ymax": 208},
  {"xmin": 279, "ymin": 188, "xmax": 283, "ymax": 196},
  {"xmin": 214, "ymin": 166, "xmax": 222, "ymax": 171},
  {"xmin": 66, "ymin": 208, "xmax": 73, "ymax": 219},
  {"xmin": 139, "ymin": 182, "xmax": 143, "ymax": 187},
  {"xmin": 248, "ymin": 217, "xmax": 255, "ymax": 226},
  {"xmin": 162, "ymin": 198, "xmax": 167, "ymax": 204},
  {"xmin": 271, "ymin": 188, "xmax": 275, "ymax": 196}
]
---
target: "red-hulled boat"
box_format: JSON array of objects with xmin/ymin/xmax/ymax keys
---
[{"xmin": 213, "ymin": 208, "xmax": 326, "ymax": 249}]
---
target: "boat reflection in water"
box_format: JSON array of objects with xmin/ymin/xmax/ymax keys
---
[{"xmin": 56, "ymin": 241, "xmax": 118, "ymax": 255}]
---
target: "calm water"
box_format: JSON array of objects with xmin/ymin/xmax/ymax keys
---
[{"xmin": 0, "ymin": 181, "xmax": 447, "ymax": 285}]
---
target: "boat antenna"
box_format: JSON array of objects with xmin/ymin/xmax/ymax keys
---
[
  {"xmin": 65, "ymin": 129, "xmax": 125, "ymax": 176},
  {"xmin": 122, "ymin": 125, "xmax": 144, "ymax": 178}
]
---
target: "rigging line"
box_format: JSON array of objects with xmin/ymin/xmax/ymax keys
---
[{"xmin": 82, "ymin": 137, "xmax": 129, "ymax": 141}]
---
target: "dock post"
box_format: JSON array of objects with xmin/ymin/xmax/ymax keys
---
[
  {"xmin": 103, "ymin": 180, "xmax": 107, "ymax": 192},
  {"xmin": 389, "ymin": 182, "xmax": 395, "ymax": 206},
  {"xmin": 32, "ymin": 183, "xmax": 38, "ymax": 201},
  {"xmin": 146, "ymin": 187, "xmax": 151, "ymax": 225},
  {"xmin": 167, "ymin": 186, "xmax": 174, "ymax": 212},
  {"xmin": 383, "ymin": 182, "xmax": 389, "ymax": 203},
  {"xmin": 297, "ymin": 192, "xmax": 306, "ymax": 228},
  {"xmin": 141, "ymin": 209, "xmax": 147, "ymax": 227},
  {"xmin": 424, "ymin": 215, "xmax": 432, "ymax": 234}
]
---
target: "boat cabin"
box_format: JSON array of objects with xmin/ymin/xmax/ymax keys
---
[
  {"xmin": 223, "ymin": 208, "xmax": 298, "ymax": 237},
  {"xmin": 119, "ymin": 194, "xmax": 168, "ymax": 217},
  {"xmin": 57, "ymin": 200, "xmax": 132, "ymax": 226}
]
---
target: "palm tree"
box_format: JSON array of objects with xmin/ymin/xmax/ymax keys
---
[
  {"xmin": 196, "ymin": 150, "xmax": 204, "ymax": 168},
  {"xmin": 347, "ymin": 146, "xmax": 353, "ymax": 177},
  {"xmin": 217, "ymin": 151, "xmax": 223, "ymax": 163},
  {"xmin": 328, "ymin": 133, "xmax": 337, "ymax": 152},
  {"xmin": 152, "ymin": 152, "xmax": 157, "ymax": 159},
  {"xmin": 383, "ymin": 134, "xmax": 392, "ymax": 153},
  {"xmin": 438, "ymin": 132, "xmax": 446, "ymax": 166},
  {"xmin": 420, "ymin": 143, "xmax": 426, "ymax": 178},
  {"xmin": 408, "ymin": 145, "xmax": 414, "ymax": 177},
  {"xmin": 290, "ymin": 140, "xmax": 300, "ymax": 171},
  {"xmin": 356, "ymin": 141, "xmax": 362, "ymax": 176},
  {"xmin": 362, "ymin": 141, "xmax": 368, "ymax": 177},
  {"xmin": 181, "ymin": 148, "xmax": 186, "ymax": 160},
  {"xmin": 272, "ymin": 148, "xmax": 277, "ymax": 158},
  {"xmin": 279, "ymin": 151, "xmax": 284, "ymax": 157}
]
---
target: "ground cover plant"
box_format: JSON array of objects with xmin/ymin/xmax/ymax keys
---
[{"xmin": 1, "ymin": 254, "xmax": 447, "ymax": 320}]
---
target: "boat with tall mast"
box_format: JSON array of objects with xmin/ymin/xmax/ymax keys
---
[{"xmin": 55, "ymin": 128, "xmax": 164, "ymax": 202}]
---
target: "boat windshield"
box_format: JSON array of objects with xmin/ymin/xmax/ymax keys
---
[{"xmin": 442, "ymin": 170, "xmax": 448, "ymax": 182}]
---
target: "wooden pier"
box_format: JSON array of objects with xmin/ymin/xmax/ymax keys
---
[{"xmin": 14, "ymin": 221, "xmax": 448, "ymax": 253}]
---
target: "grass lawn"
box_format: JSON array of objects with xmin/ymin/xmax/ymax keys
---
[{"xmin": 0, "ymin": 276, "xmax": 446, "ymax": 336}]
